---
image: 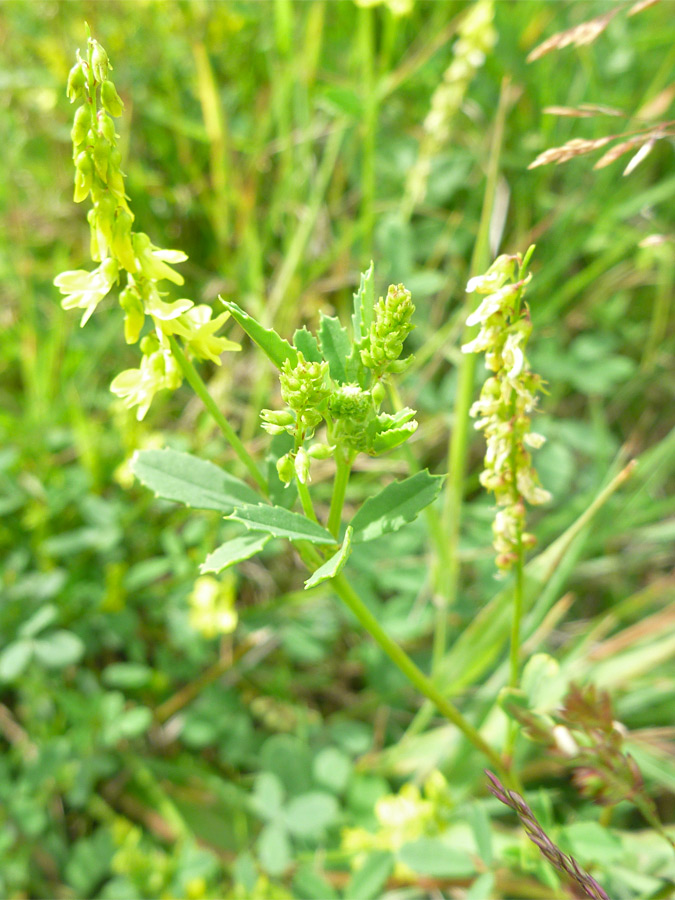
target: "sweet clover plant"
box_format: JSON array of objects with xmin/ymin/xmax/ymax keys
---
[{"xmin": 49, "ymin": 24, "xmax": 674, "ymax": 899}]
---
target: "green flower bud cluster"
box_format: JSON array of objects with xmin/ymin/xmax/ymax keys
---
[
  {"xmin": 55, "ymin": 34, "xmax": 238, "ymax": 420},
  {"xmin": 279, "ymin": 353, "xmax": 331, "ymax": 427},
  {"xmin": 360, "ymin": 284, "xmax": 415, "ymax": 375},
  {"xmin": 462, "ymin": 247, "xmax": 550, "ymax": 571},
  {"xmin": 262, "ymin": 276, "xmax": 419, "ymax": 485}
]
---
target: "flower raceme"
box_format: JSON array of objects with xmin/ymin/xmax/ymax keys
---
[
  {"xmin": 462, "ymin": 248, "xmax": 551, "ymax": 571},
  {"xmin": 55, "ymin": 33, "xmax": 238, "ymax": 419}
]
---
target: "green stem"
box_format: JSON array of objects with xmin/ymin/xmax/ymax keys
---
[
  {"xmin": 296, "ymin": 477, "xmax": 319, "ymax": 524},
  {"xmin": 330, "ymin": 572, "xmax": 515, "ymax": 787},
  {"xmin": 327, "ymin": 453, "xmax": 352, "ymax": 539},
  {"xmin": 359, "ymin": 5, "xmax": 376, "ymax": 259},
  {"xmin": 167, "ymin": 335, "xmax": 267, "ymax": 495}
]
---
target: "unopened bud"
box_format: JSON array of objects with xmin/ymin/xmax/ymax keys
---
[
  {"xmin": 111, "ymin": 210, "xmax": 137, "ymax": 272},
  {"xmin": 294, "ymin": 447, "xmax": 310, "ymax": 484},
  {"xmin": 307, "ymin": 442, "xmax": 334, "ymax": 460},
  {"xmin": 90, "ymin": 40, "xmax": 110, "ymax": 83},
  {"xmin": 71, "ymin": 105, "xmax": 92, "ymax": 146},
  {"xmin": 371, "ymin": 381, "xmax": 386, "ymax": 406},
  {"xmin": 101, "ymin": 79, "xmax": 124, "ymax": 117},
  {"xmin": 74, "ymin": 151, "xmax": 93, "ymax": 202},
  {"xmin": 98, "ymin": 111, "xmax": 116, "ymax": 144},
  {"xmin": 140, "ymin": 334, "xmax": 159, "ymax": 356},
  {"xmin": 93, "ymin": 137, "xmax": 111, "ymax": 181},
  {"xmin": 276, "ymin": 453, "xmax": 295, "ymax": 484},
  {"xmin": 66, "ymin": 62, "xmax": 87, "ymax": 103},
  {"xmin": 119, "ymin": 286, "xmax": 145, "ymax": 344}
]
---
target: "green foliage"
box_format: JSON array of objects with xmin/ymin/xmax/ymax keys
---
[{"xmin": 1, "ymin": 2, "xmax": 674, "ymax": 898}]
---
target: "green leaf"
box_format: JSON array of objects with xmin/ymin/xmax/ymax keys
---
[
  {"xmin": 221, "ymin": 299, "xmax": 297, "ymax": 369},
  {"xmin": 305, "ymin": 526, "xmax": 352, "ymax": 589},
  {"xmin": 398, "ymin": 838, "xmax": 477, "ymax": 878},
  {"xmin": 131, "ymin": 449, "xmax": 260, "ymax": 512},
  {"xmin": 293, "ymin": 327, "xmax": 322, "ymax": 362},
  {"xmin": 344, "ymin": 851, "xmax": 394, "ymax": 900},
  {"xmin": 319, "ymin": 313, "xmax": 352, "ymax": 384},
  {"xmin": 351, "ymin": 262, "xmax": 374, "ymax": 343},
  {"xmin": 201, "ymin": 533, "xmax": 271, "ymax": 574},
  {"xmin": 102, "ymin": 663, "xmax": 153, "ymax": 690},
  {"xmin": 260, "ymin": 735, "xmax": 313, "ymax": 796},
  {"xmin": 227, "ymin": 504, "xmax": 337, "ymax": 545},
  {"xmin": 0, "ymin": 640, "xmax": 33, "ymax": 681},
  {"xmin": 467, "ymin": 802, "xmax": 493, "ymax": 866},
  {"xmin": 115, "ymin": 705, "xmax": 153, "ymax": 739},
  {"xmin": 312, "ymin": 747, "xmax": 353, "ymax": 795},
  {"xmin": 371, "ymin": 422, "xmax": 418, "ymax": 454},
  {"xmin": 257, "ymin": 822, "xmax": 291, "ymax": 877},
  {"xmin": 467, "ymin": 873, "xmax": 496, "ymax": 900},
  {"xmin": 33, "ymin": 631, "xmax": 84, "ymax": 668},
  {"xmin": 251, "ymin": 772, "xmax": 285, "ymax": 821},
  {"xmin": 320, "ymin": 85, "xmax": 363, "ymax": 119},
  {"xmin": 284, "ymin": 791, "xmax": 339, "ymax": 838},
  {"xmin": 560, "ymin": 822, "xmax": 623, "ymax": 865},
  {"xmin": 350, "ymin": 471, "xmax": 444, "ymax": 543},
  {"xmin": 18, "ymin": 603, "xmax": 58, "ymax": 638},
  {"xmin": 292, "ymin": 865, "xmax": 339, "ymax": 900}
]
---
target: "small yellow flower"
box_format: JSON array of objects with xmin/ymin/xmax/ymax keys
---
[
  {"xmin": 188, "ymin": 575, "xmax": 238, "ymax": 639},
  {"xmin": 54, "ymin": 258, "xmax": 119, "ymax": 325}
]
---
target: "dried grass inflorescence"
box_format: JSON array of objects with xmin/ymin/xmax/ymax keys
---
[
  {"xmin": 486, "ymin": 770, "xmax": 610, "ymax": 900},
  {"xmin": 527, "ymin": 0, "xmax": 674, "ymax": 178}
]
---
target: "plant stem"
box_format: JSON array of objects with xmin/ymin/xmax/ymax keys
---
[
  {"xmin": 167, "ymin": 335, "xmax": 267, "ymax": 494},
  {"xmin": 296, "ymin": 477, "xmax": 319, "ymax": 524},
  {"xmin": 330, "ymin": 571, "xmax": 514, "ymax": 786},
  {"xmin": 359, "ymin": 4, "xmax": 376, "ymax": 259},
  {"xmin": 327, "ymin": 453, "xmax": 352, "ymax": 539}
]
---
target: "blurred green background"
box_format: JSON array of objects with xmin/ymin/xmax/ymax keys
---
[{"xmin": 1, "ymin": 1, "xmax": 674, "ymax": 897}]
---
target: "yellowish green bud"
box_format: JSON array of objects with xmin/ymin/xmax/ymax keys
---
[
  {"xmin": 294, "ymin": 447, "xmax": 310, "ymax": 484},
  {"xmin": 98, "ymin": 111, "xmax": 116, "ymax": 144},
  {"xmin": 90, "ymin": 40, "xmax": 110, "ymax": 83},
  {"xmin": 74, "ymin": 151, "xmax": 93, "ymax": 202},
  {"xmin": 66, "ymin": 62, "xmax": 87, "ymax": 103},
  {"xmin": 260, "ymin": 409, "xmax": 295, "ymax": 435},
  {"xmin": 276, "ymin": 453, "xmax": 295, "ymax": 484},
  {"xmin": 111, "ymin": 210, "xmax": 137, "ymax": 271},
  {"xmin": 119, "ymin": 286, "xmax": 145, "ymax": 344},
  {"xmin": 71, "ymin": 105, "xmax": 92, "ymax": 146},
  {"xmin": 279, "ymin": 352, "xmax": 330, "ymax": 413},
  {"xmin": 101, "ymin": 79, "xmax": 124, "ymax": 117},
  {"xmin": 140, "ymin": 334, "xmax": 159, "ymax": 356},
  {"xmin": 93, "ymin": 137, "xmax": 111, "ymax": 181},
  {"xmin": 307, "ymin": 442, "xmax": 334, "ymax": 460},
  {"xmin": 361, "ymin": 283, "xmax": 415, "ymax": 373},
  {"xmin": 371, "ymin": 381, "xmax": 386, "ymax": 406}
]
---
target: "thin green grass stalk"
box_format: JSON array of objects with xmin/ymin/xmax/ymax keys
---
[
  {"xmin": 268, "ymin": 123, "xmax": 345, "ymax": 320},
  {"xmin": 167, "ymin": 335, "xmax": 267, "ymax": 494},
  {"xmin": 435, "ymin": 78, "xmax": 511, "ymax": 673},
  {"xmin": 642, "ymin": 248, "xmax": 673, "ymax": 371},
  {"xmin": 328, "ymin": 571, "xmax": 518, "ymax": 790},
  {"xmin": 192, "ymin": 40, "xmax": 230, "ymax": 246},
  {"xmin": 358, "ymin": 5, "xmax": 376, "ymax": 260}
]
